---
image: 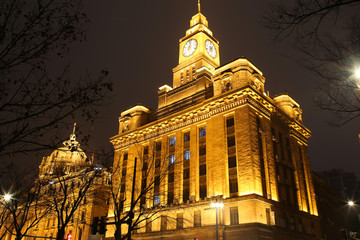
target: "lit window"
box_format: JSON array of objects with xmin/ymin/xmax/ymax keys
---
[
  {"xmin": 184, "ymin": 150, "xmax": 190, "ymax": 160},
  {"xmin": 199, "ymin": 126, "xmax": 206, "ymax": 137},
  {"xmin": 169, "ymin": 136, "xmax": 176, "ymax": 146},
  {"xmin": 169, "ymin": 154, "xmax": 175, "ymax": 165},
  {"xmin": 154, "ymin": 195, "xmax": 160, "ymax": 206}
]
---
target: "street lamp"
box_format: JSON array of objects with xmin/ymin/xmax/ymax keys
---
[
  {"xmin": 348, "ymin": 200, "xmax": 355, "ymax": 206},
  {"xmin": 355, "ymin": 68, "xmax": 360, "ymax": 78},
  {"xmin": 3, "ymin": 193, "xmax": 12, "ymax": 202},
  {"xmin": 211, "ymin": 199, "xmax": 224, "ymax": 240}
]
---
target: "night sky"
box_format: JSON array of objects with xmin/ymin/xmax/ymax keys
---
[{"xmin": 65, "ymin": 0, "xmax": 360, "ymax": 173}]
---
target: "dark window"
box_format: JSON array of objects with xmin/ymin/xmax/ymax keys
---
[
  {"xmin": 227, "ymin": 136, "xmax": 236, "ymax": 147},
  {"xmin": 155, "ymin": 158, "xmax": 161, "ymax": 168},
  {"xmin": 200, "ymin": 184, "xmax": 207, "ymax": 199},
  {"xmin": 290, "ymin": 216, "xmax": 296, "ymax": 231},
  {"xmin": 176, "ymin": 213, "xmax": 184, "ymax": 229},
  {"xmin": 199, "ymin": 126, "xmax": 206, "ymax": 137},
  {"xmin": 229, "ymin": 178, "xmax": 238, "ymax": 194},
  {"xmin": 200, "ymin": 164, "xmax": 206, "ymax": 175},
  {"xmin": 184, "ymin": 132, "xmax": 190, "ymax": 142},
  {"xmin": 228, "ymin": 156, "xmax": 237, "ymax": 168},
  {"xmin": 143, "ymin": 147, "xmax": 149, "ymax": 155},
  {"xmin": 226, "ymin": 117, "xmax": 234, "ymax": 127},
  {"xmin": 155, "ymin": 176, "xmax": 160, "ymax": 186},
  {"xmin": 168, "ymin": 172, "xmax": 174, "ymax": 183},
  {"xmin": 230, "ymin": 207, "xmax": 239, "ymax": 225},
  {"xmin": 183, "ymin": 187, "xmax": 189, "ymax": 202},
  {"xmin": 286, "ymin": 138, "xmax": 292, "ymax": 162},
  {"xmin": 169, "ymin": 136, "xmax": 176, "ymax": 146},
  {"xmin": 123, "ymin": 153, "xmax": 128, "ymax": 160},
  {"xmin": 194, "ymin": 210, "xmax": 201, "ymax": 227},
  {"xmin": 168, "ymin": 191, "xmax": 174, "ymax": 204},
  {"xmin": 142, "ymin": 162, "xmax": 148, "ymax": 171},
  {"xmin": 156, "ymin": 142, "xmax": 162, "ymax": 151},
  {"xmin": 120, "ymin": 183, "xmax": 125, "ymax": 193},
  {"xmin": 199, "ymin": 146, "xmax": 206, "ymax": 156},
  {"xmin": 183, "ymin": 169, "xmax": 190, "ymax": 179}
]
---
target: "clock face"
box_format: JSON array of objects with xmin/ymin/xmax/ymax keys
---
[
  {"xmin": 205, "ymin": 40, "xmax": 217, "ymax": 58},
  {"xmin": 183, "ymin": 39, "xmax": 198, "ymax": 57}
]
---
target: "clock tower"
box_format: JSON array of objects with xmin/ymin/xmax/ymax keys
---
[
  {"xmin": 173, "ymin": 4, "xmax": 220, "ymax": 88},
  {"xmin": 158, "ymin": 2, "xmax": 220, "ymax": 110}
]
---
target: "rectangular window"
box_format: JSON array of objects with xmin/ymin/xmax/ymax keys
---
[
  {"xmin": 183, "ymin": 168, "xmax": 190, "ymax": 179},
  {"xmin": 230, "ymin": 207, "xmax": 239, "ymax": 225},
  {"xmin": 184, "ymin": 132, "xmax": 190, "ymax": 142},
  {"xmin": 199, "ymin": 145, "xmax": 206, "ymax": 156},
  {"xmin": 199, "ymin": 164, "xmax": 206, "ymax": 175},
  {"xmin": 154, "ymin": 195, "xmax": 160, "ymax": 206},
  {"xmin": 183, "ymin": 187, "xmax": 189, "ymax": 202},
  {"xmin": 155, "ymin": 158, "xmax": 160, "ymax": 168},
  {"xmin": 143, "ymin": 146, "xmax": 149, "ymax": 155},
  {"xmin": 169, "ymin": 154, "xmax": 175, "ymax": 165},
  {"xmin": 168, "ymin": 191, "xmax": 174, "ymax": 204},
  {"xmin": 176, "ymin": 213, "xmax": 184, "ymax": 229},
  {"xmin": 169, "ymin": 136, "xmax": 176, "ymax": 146},
  {"xmin": 155, "ymin": 176, "xmax": 160, "ymax": 187},
  {"xmin": 168, "ymin": 172, "xmax": 174, "ymax": 183},
  {"xmin": 194, "ymin": 210, "xmax": 201, "ymax": 227},
  {"xmin": 226, "ymin": 117, "xmax": 234, "ymax": 127},
  {"xmin": 120, "ymin": 183, "xmax": 125, "ymax": 193},
  {"xmin": 227, "ymin": 136, "xmax": 236, "ymax": 147},
  {"xmin": 142, "ymin": 161, "xmax": 148, "ymax": 171},
  {"xmin": 229, "ymin": 178, "xmax": 238, "ymax": 194},
  {"xmin": 156, "ymin": 141, "xmax": 162, "ymax": 151},
  {"xmin": 199, "ymin": 126, "xmax": 206, "ymax": 137},
  {"xmin": 184, "ymin": 150, "xmax": 190, "ymax": 160},
  {"xmin": 123, "ymin": 153, "xmax": 128, "ymax": 160},
  {"xmin": 200, "ymin": 184, "xmax": 207, "ymax": 199},
  {"xmin": 228, "ymin": 156, "xmax": 237, "ymax": 168}
]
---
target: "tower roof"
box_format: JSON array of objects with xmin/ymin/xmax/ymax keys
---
[{"xmin": 38, "ymin": 123, "xmax": 89, "ymax": 179}]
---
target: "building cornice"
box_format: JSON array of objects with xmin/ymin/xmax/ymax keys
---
[{"xmin": 110, "ymin": 87, "xmax": 311, "ymax": 149}]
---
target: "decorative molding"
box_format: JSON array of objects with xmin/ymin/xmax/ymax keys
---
[{"xmin": 111, "ymin": 88, "xmax": 310, "ymax": 150}]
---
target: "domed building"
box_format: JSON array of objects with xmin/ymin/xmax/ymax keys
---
[
  {"xmin": 38, "ymin": 124, "xmax": 90, "ymax": 179},
  {"xmin": 18, "ymin": 125, "xmax": 109, "ymax": 240}
]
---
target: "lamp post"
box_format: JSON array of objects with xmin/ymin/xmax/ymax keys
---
[{"xmin": 211, "ymin": 199, "xmax": 224, "ymax": 240}]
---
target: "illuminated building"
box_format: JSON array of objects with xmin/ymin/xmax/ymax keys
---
[
  {"xmin": 4, "ymin": 127, "xmax": 108, "ymax": 240},
  {"xmin": 109, "ymin": 3, "xmax": 320, "ymax": 240}
]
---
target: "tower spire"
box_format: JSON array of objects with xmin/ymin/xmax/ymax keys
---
[
  {"xmin": 72, "ymin": 122, "xmax": 76, "ymax": 135},
  {"xmin": 198, "ymin": 0, "xmax": 201, "ymax": 13},
  {"xmin": 70, "ymin": 122, "xmax": 77, "ymax": 141}
]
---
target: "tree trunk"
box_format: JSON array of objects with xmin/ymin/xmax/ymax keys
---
[
  {"xmin": 56, "ymin": 228, "xmax": 65, "ymax": 240},
  {"xmin": 114, "ymin": 225, "xmax": 121, "ymax": 240}
]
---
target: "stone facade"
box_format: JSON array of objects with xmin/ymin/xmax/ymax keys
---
[{"xmin": 109, "ymin": 6, "xmax": 320, "ymax": 240}]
